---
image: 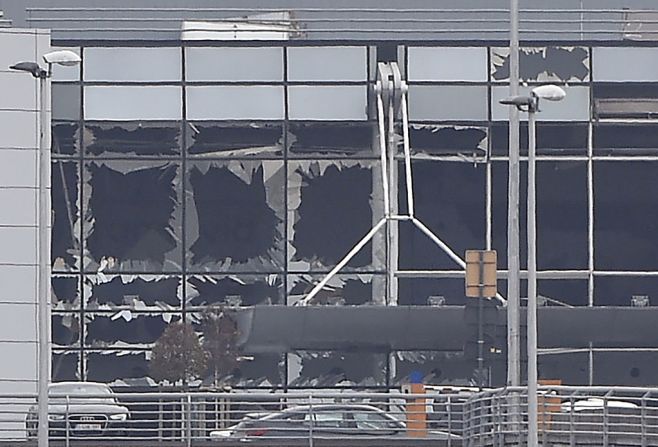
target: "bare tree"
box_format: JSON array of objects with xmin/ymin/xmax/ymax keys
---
[
  {"xmin": 150, "ymin": 321, "xmax": 208, "ymax": 386},
  {"xmin": 202, "ymin": 305, "xmax": 240, "ymax": 386}
]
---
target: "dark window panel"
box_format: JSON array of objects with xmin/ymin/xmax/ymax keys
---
[
  {"xmin": 52, "ymin": 351, "xmax": 80, "ymax": 381},
  {"xmin": 399, "ymin": 161, "xmax": 485, "ymax": 270},
  {"xmin": 393, "ymin": 351, "xmax": 473, "ymax": 386},
  {"xmin": 84, "ymin": 161, "xmax": 181, "ymax": 271},
  {"xmin": 594, "ymin": 124, "xmax": 658, "ymax": 154},
  {"xmin": 85, "ymin": 313, "xmax": 180, "ymax": 347},
  {"xmin": 593, "ymin": 352, "xmax": 658, "ymax": 386},
  {"xmin": 594, "ymin": 162, "xmax": 658, "ymax": 270},
  {"xmin": 538, "ymin": 352, "xmax": 588, "ymax": 385},
  {"xmin": 187, "ymin": 122, "xmax": 283, "ymax": 157},
  {"xmin": 537, "ymin": 280, "xmax": 588, "ymax": 307},
  {"xmin": 287, "ymin": 274, "xmax": 381, "ymax": 305},
  {"xmin": 288, "ymin": 122, "xmax": 374, "ymax": 157},
  {"xmin": 52, "ymin": 160, "xmax": 80, "ymax": 271},
  {"xmin": 409, "ymin": 124, "xmax": 487, "ymax": 156},
  {"xmin": 52, "ymin": 122, "xmax": 79, "ymax": 155},
  {"xmin": 52, "ymin": 276, "xmax": 80, "ymax": 310},
  {"xmin": 287, "ymin": 351, "xmax": 387, "ymax": 387},
  {"xmin": 86, "ymin": 351, "xmax": 150, "ymax": 382},
  {"xmin": 86, "ymin": 275, "xmax": 181, "ymax": 310},
  {"xmin": 84, "ymin": 122, "xmax": 181, "ymax": 156},
  {"xmin": 594, "ymin": 276, "xmax": 658, "ymax": 306},
  {"xmin": 52, "ymin": 84, "xmax": 81, "ymax": 120},
  {"xmin": 187, "ymin": 162, "xmax": 284, "ymax": 270},
  {"xmin": 491, "ymin": 46, "xmax": 589, "ymax": 82},
  {"xmin": 398, "ymin": 278, "xmax": 467, "ymax": 306},
  {"xmin": 290, "ymin": 162, "xmax": 376, "ymax": 271},
  {"xmin": 186, "ymin": 275, "xmax": 283, "ymax": 308},
  {"xmin": 491, "ymin": 122, "xmax": 587, "ymax": 156},
  {"xmin": 593, "ymin": 83, "xmax": 658, "ymax": 99},
  {"xmin": 52, "ymin": 313, "xmax": 81, "ymax": 347}
]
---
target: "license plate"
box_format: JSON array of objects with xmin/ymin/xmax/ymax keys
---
[{"xmin": 75, "ymin": 423, "xmax": 101, "ymax": 431}]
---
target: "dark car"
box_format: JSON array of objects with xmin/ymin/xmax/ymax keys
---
[
  {"xmin": 26, "ymin": 382, "xmax": 129, "ymax": 438},
  {"xmin": 209, "ymin": 404, "xmax": 460, "ymax": 441}
]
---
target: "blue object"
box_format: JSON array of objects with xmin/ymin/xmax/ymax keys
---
[{"xmin": 409, "ymin": 371, "xmax": 424, "ymax": 384}]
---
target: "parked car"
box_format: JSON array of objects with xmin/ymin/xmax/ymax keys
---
[
  {"xmin": 26, "ymin": 382, "xmax": 129, "ymax": 438},
  {"xmin": 209, "ymin": 404, "xmax": 460, "ymax": 441}
]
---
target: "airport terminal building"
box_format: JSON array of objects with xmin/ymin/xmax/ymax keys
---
[{"xmin": 2, "ymin": 0, "xmax": 658, "ymax": 391}]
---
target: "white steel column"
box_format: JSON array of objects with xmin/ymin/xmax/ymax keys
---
[{"xmin": 527, "ymin": 108, "xmax": 538, "ymax": 447}]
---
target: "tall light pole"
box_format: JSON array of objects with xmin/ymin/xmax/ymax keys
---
[
  {"xmin": 10, "ymin": 49, "xmax": 81, "ymax": 447},
  {"xmin": 500, "ymin": 84, "xmax": 566, "ymax": 447}
]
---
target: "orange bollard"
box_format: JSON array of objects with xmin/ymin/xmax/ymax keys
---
[{"xmin": 403, "ymin": 383, "xmax": 427, "ymax": 437}]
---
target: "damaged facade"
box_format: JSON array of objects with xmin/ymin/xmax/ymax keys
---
[{"xmin": 44, "ymin": 40, "xmax": 658, "ymax": 389}]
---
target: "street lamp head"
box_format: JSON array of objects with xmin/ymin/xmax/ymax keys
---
[
  {"xmin": 531, "ymin": 84, "xmax": 566, "ymax": 102},
  {"xmin": 42, "ymin": 50, "xmax": 81, "ymax": 67},
  {"xmin": 9, "ymin": 61, "xmax": 47, "ymax": 78}
]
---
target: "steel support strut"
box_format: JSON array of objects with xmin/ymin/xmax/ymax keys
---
[{"xmin": 298, "ymin": 62, "xmax": 477, "ymax": 306}]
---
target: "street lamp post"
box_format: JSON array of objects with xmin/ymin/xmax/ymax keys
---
[
  {"xmin": 500, "ymin": 84, "xmax": 566, "ymax": 447},
  {"xmin": 10, "ymin": 50, "xmax": 81, "ymax": 447}
]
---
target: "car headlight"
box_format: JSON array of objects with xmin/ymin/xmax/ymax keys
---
[
  {"xmin": 48, "ymin": 414, "xmax": 65, "ymax": 421},
  {"xmin": 109, "ymin": 413, "xmax": 127, "ymax": 421}
]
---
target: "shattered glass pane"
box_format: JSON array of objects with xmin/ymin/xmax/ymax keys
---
[
  {"xmin": 491, "ymin": 46, "xmax": 590, "ymax": 82},
  {"xmin": 287, "ymin": 351, "xmax": 387, "ymax": 387},
  {"xmin": 393, "ymin": 351, "xmax": 468, "ymax": 385},
  {"xmin": 186, "ymin": 161, "xmax": 285, "ymax": 272},
  {"xmin": 226, "ymin": 354, "xmax": 284, "ymax": 387},
  {"xmin": 399, "ymin": 161, "xmax": 485, "ymax": 270},
  {"xmin": 594, "ymin": 123, "xmax": 658, "ymax": 155},
  {"xmin": 52, "ymin": 312, "xmax": 81, "ymax": 347},
  {"xmin": 52, "ymin": 122, "xmax": 79, "ymax": 156},
  {"xmin": 491, "ymin": 122, "xmax": 587, "ymax": 156},
  {"xmin": 409, "ymin": 124, "xmax": 487, "ymax": 157},
  {"xmin": 52, "ymin": 160, "xmax": 80, "ymax": 271},
  {"xmin": 288, "ymin": 122, "xmax": 375, "ymax": 158},
  {"xmin": 186, "ymin": 122, "xmax": 283, "ymax": 157},
  {"xmin": 52, "ymin": 275, "xmax": 80, "ymax": 310},
  {"xmin": 287, "ymin": 273, "xmax": 385, "ymax": 305},
  {"xmin": 85, "ymin": 351, "xmax": 150, "ymax": 383},
  {"xmin": 398, "ymin": 278, "xmax": 467, "ymax": 306},
  {"xmin": 594, "ymin": 162, "xmax": 658, "ymax": 271},
  {"xmin": 84, "ymin": 275, "xmax": 182, "ymax": 311},
  {"xmin": 84, "ymin": 121, "xmax": 181, "ymax": 156},
  {"xmin": 83, "ymin": 160, "xmax": 182, "ymax": 272},
  {"xmin": 288, "ymin": 160, "xmax": 385, "ymax": 272},
  {"xmin": 186, "ymin": 275, "xmax": 283, "ymax": 309},
  {"xmin": 84, "ymin": 312, "xmax": 181, "ymax": 348},
  {"xmin": 52, "ymin": 351, "xmax": 80, "ymax": 381}
]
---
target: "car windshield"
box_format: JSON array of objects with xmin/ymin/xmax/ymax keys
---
[{"xmin": 49, "ymin": 384, "xmax": 116, "ymax": 403}]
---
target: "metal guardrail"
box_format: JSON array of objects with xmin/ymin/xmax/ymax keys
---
[
  {"xmin": 464, "ymin": 385, "xmax": 658, "ymax": 447},
  {"xmin": 0, "ymin": 390, "xmax": 467, "ymax": 446}
]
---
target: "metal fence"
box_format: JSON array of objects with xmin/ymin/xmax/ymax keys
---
[
  {"xmin": 464, "ymin": 385, "xmax": 658, "ymax": 447},
  {"xmin": 0, "ymin": 390, "xmax": 468, "ymax": 446}
]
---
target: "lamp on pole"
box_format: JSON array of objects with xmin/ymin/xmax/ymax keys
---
[
  {"xmin": 500, "ymin": 84, "xmax": 566, "ymax": 447},
  {"xmin": 10, "ymin": 49, "xmax": 81, "ymax": 447}
]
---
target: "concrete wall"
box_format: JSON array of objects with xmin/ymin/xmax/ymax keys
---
[{"xmin": 0, "ymin": 27, "xmax": 50, "ymax": 438}]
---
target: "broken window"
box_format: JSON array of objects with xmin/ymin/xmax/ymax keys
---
[
  {"xmin": 289, "ymin": 160, "xmax": 384, "ymax": 272},
  {"xmin": 288, "ymin": 122, "xmax": 375, "ymax": 157},
  {"xmin": 398, "ymin": 278, "xmax": 467, "ymax": 306},
  {"xmin": 409, "ymin": 124, "xmax": 487, "ymax": 157},
  {"xmin": 52, "ymin": 122, "xmax": 79, "ymax": 156},
  {"xmin": 85, "ymin": 351, "xmax": 150, "ymax": 383},
  {"xmin": 84, "ymin": 121, "xmax": 181, "ymax": 156},
  {"xmin": 186, "ymin": 275, "xmax": 283, "ymax": 309},
  {"xmin": 52, "ymin": 312, "xmax": 81, "ymax": 347},
  {"xmin": 52, "ymin": 160, "xmax": 80, "ymax": 271},
  {"xmin": 594, "ymin": 162, "xmax": 658, "ymax": 271},
  {"xmin": 594, "ymin": 123, "xmax": 658, "ymax": 155},
  {"xmin": 490, "ymin": 122, "xmax": 587, "ymax": 156},
  {"xmin": 84, "ymin": 275, "xmax": 182, "ymax": 311},
  {"xmin": 52, "ymin": 275, "xmax": 80, "ymax": 310},
  {"xmin": 408, "ymin": 86, "xmax": 488, "ymax": 121},
  {"xmin": 492, "ymin": 161, "xmax": 588, "ymax": 270},
  {"xmin": 186, "ymin": 122, "xmax": 283, "ymax": 157},
  {"xmin": 52, "ymin": 350, "xmax": 80, "ymax": 381},
  {"xmin": 187, "ymin": 161, "xmax": 285, "ymax": 271},
  {"xmin": 399, "ymin": 161, "xmax": 485, "ymax": 271},
  {"xmin": 84, "ymin": 312, "xmax": 181, "ymax": 348},
  {"xmin": 226, "ymin": 354, "xmax": 284, "ymax": 387},
  {"xmin": 287, "ymin": 274, "xmax": 384, "ymax": 305},
  {"xmin": 83, "ymin": 160, "xmax": 182, "ymax": 272},
  {"xmin": 393, "ymin": 351, "xmax": 468, "ymax": 385},
  {"xmin": 287, "ymin": 351, "xmax": 387, "ymax": 387},
  {"xmin": 407, "ymin": 47, "xmax": 488, "ymax": 82},
  {"xmin": 491, "ymin": 46, "xmax": 589, "ymax": 82}
]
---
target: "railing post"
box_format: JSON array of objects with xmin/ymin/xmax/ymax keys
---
[
  {"xmin": 569, "ymin": 395, "xmax": 575, "ymax": 447},
  {"xmin": 65, "ymin": 395, "xmax": 70, "ymax": 447},
  {"xmin": 186, "ymin": 394, "xmax": 192, "ymax": 447},
  {"xmin": 308, "ymin": 395, "xmax": 314, "ymax": 447},
  {"xmin": 447, "ymin": 395, "xmax": 452, "ymax": 447},
  {"xmin": 642, "ymin": 392, "xmax": 649, "ymax": 447},
  {"xmin": 603, "ymin": 396, "xmax": 609, "ymax": 447}
]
